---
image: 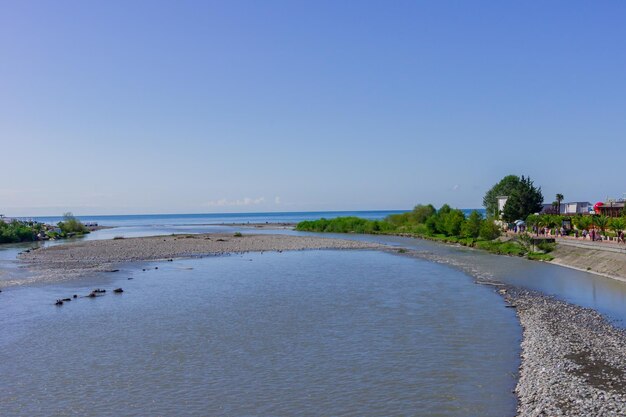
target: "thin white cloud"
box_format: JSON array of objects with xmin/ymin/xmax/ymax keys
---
[
  {"xmin": 451, "ymin": 184, "xmax": 459, "ymax": 191},
  {"xmin": 274, "ymin": 196, "xmax": 281, "ymax": 205},
  {"xmin": 205, "ymin": 197, "xmax": 266, "ymax": 207}
]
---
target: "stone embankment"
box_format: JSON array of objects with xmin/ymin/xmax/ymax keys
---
[{"xmin": 551, "ymin": 241, "xmax": 626, "ymax": 281}]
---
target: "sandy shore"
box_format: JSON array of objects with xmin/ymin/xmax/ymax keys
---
[{"xmin": 13, "ymin": 233, "xmax": 382, "ymax": 287}]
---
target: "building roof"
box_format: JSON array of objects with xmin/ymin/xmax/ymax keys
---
[{"xmin": 600, "ymin": 201, "xmax": 625, "ymax": 208}]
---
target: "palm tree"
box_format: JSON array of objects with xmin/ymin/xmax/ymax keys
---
[
  {"xmin": 526, "ymin": 214, "xmax": 541, "ymax": 236},
  {"xmin": 573, "ymin": 215, "xmax": 592, "ymax": 232},
  {"xmin": 538, "ymin": 215, "xmax": 552, "ymax": 235},
  {"xmin": 593, "ymin": 215, "xmax": 610, "ymax": 237},
  {"xmin": 556, "ymin": 193, "xmax": 564, "ymax": 214},
  {"xmin": 610, "ymin": 218, "xmax": 625, "ymax": 236}
]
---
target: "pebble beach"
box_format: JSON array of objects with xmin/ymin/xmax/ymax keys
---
[{"xmin": 507, "ymin": 288, "xmax": 626, "ymax": 416}]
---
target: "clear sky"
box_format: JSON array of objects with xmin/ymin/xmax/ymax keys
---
[{"xmin": 1, "ymin": 1, "xmax": 625, "ymax": 216}]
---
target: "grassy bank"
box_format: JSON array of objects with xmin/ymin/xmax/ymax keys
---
[{"xmin": 296, "ymin": 205, "xmax": 555, "ymax": 260}]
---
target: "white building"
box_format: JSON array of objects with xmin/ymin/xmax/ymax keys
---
[
  {"xmin": 496, "ymin": 196, "xmax": 508, "ymax": 218},
  {"xmin": 560, "ymin": 202, "xmax": 591, "ymax": 215}
]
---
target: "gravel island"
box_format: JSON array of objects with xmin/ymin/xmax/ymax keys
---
[{"xmin": 14, "ymin": 233, "xmax": 382, "ymax": 287}]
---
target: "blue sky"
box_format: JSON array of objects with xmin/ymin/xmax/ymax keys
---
[{"xmin": 1, "ymin": 1, "xmax": 625, "ymax": 216}]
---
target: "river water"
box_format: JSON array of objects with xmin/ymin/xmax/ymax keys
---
[{"xmin": 1, "ymin": 219, "xmax": 625, "ymax": 416}]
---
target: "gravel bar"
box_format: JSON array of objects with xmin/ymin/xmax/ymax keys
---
[
  {"xmin": 504, "ymin": 287, "xmax": 626, "ymax": 416},
  {"xmin": 13, "ymin": 233, "xmax": 382, "ymax": 286}
]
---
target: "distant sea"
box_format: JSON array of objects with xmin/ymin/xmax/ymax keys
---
[
  {"xmin": 24, "ymin": 209, "xmax": 485, "ymax": 227},
  {"xmin": 25, "ymin": 211, "xmax": 404, "ymax": 226}
]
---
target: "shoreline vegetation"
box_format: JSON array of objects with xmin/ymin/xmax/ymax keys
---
[
  {"xmin": 295, "ymin": 204, "xmax": 557, "ymax": 261},
  {"xmin": 0, "ymin": 212, "xmax": 93, "ymax": 244},
  {"xmin": 294, "ymin": 174, "xmax": 625, "ymax": 272},
  {"xmin": 295, "ymin": 210, "xmax": 626, "ymax": 282}
]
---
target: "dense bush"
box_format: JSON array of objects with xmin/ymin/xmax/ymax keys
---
[
  {"xmin": 296, "ymin": 204, "xmax": 504, "ymax": 244},
  {"xmin": 57, "ymin": 212, "xmax": 89, "ymax": 235},
  {"xmin": 0, "ymin": 213, "xmax": 91, "ymax": 245},
  {"xmin": 0, "ymin": 220, "xmax": 36, "ymax": 243},
  {"xmin": 461, "ymin": 210, "xmax": 483, "ymax": 238},
  {"xmin": 296, "ymin": 217, "xmax": 394, "ymax": 234},
  {"xmin": 479, "ymin": 219, "xmax": 501, "ymax": 240}
]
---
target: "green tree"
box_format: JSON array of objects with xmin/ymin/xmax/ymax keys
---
[
  {"xmin": 502, "ymin": 176, "xmax": 544, "ymax": 222},
  {"xmin": 411, "ymin": 204, "xmax": 436, "ymax": 224},
  {"xmin": 0, "ymin": 220, "xmax": 36, "ymax": 243},
  {"xmin": 537, "ymin": 214, "xmax": 552, "ymax": 233},
  {"xmin": 461, "ymin": 210, "xmax": 483, "ymax": 238},
  {"xmin": 526, "ymin": 214, "xmax": 541, "ymax": 236},
  {"xmin": 593, "ymin": 215, "xmax": 609, "ymax": 235},
  {"xmin": 479, "ymin": 219, "xmax": 501, "ymax": 240},
  {"xmin": 610, "ymin": 217, "xmax": 625, "ymax": 235},
  {"xmin": 483, "ymin": 175, "xmax": 522, "ymax": 218},
  {"xmin": 441, "ymin": 209, "xmax": 466, "ymax": 237},
  {"xmin": 556, "ymin": 193, "xmax": 564, "ymax": 214},
  {"xmin": 431, "ymin": 204, "xmax": 451, "ymax": 234},
  {"xmin": 58, "ymin": 212, "xmax": 89, "ymax": 235},
  {"xmin": 573, "ymin": 215, "xmax": 592, "ymax": 232}
]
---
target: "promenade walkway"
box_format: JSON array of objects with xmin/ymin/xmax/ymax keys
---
[
  {"xmin": 556, "ymin": 237, "xmax": 626, "ymax": 254},
  {"xmin": 506, "ymin": 231, "xmax": 626, "ymax": 254}
]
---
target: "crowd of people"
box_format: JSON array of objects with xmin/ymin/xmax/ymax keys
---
[{"xmin": 508, "ymin": 224, "xmax": 625, "ymax": 244}]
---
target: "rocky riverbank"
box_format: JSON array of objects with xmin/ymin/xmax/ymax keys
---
[
  {"xmin": 389, "ymin": 247, "xmax": 626, "ymax": 416},
  {"xmin": 505, "ymin": 287, "xmax": 626, "ymax": 416},
  {"xmin": 12, "ymin": 233, "xmax": 382, "ymax": 287}
]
